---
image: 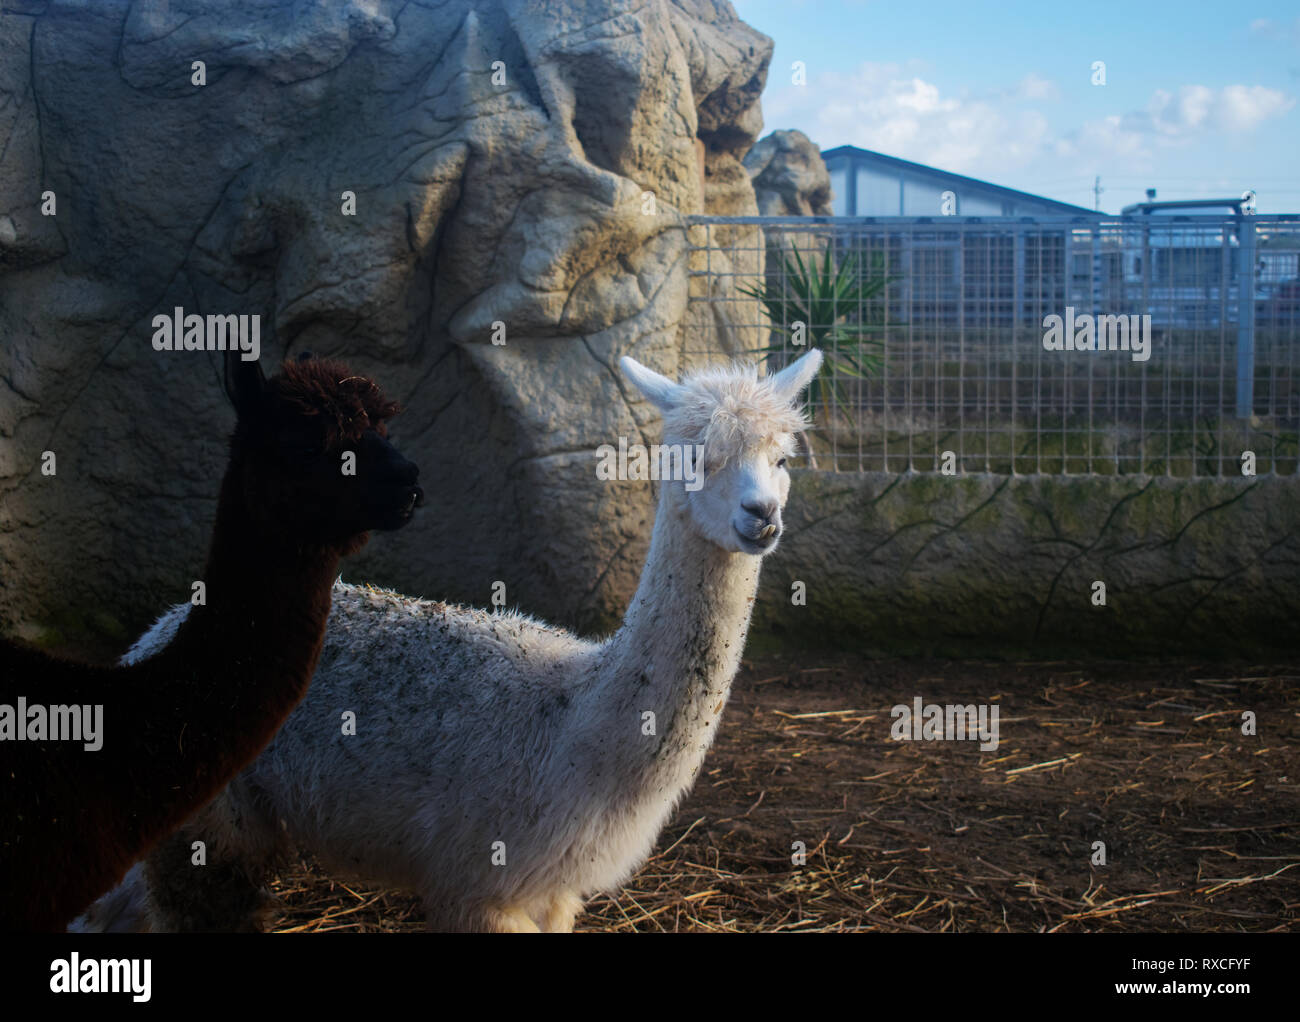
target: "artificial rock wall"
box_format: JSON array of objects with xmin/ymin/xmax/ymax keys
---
[{"xmin": 0, "ymin": 0, "xmax": 772, "ymax": 647}]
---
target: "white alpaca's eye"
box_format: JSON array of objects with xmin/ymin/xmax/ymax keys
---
[{"xmin": 777, "ymin": 458, "xmax": 787, "ymax": 469}]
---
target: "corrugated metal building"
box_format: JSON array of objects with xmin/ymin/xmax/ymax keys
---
[{"xmin": 822, "ymin": 145, "xmax": 1098, "ymax": 218}]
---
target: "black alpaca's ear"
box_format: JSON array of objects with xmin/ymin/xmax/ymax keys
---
[{"xmin": 223, "ymin": 350, "xmax": 267, "ymax": 417}]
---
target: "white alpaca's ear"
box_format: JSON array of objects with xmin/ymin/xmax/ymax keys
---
[
  {"xmin": 769, "ymin": 348, "xmax": 824, "ymax": 402},
  {"xmin": 620, "ymin": 356, "xmax": 684, "ymax": 412}
]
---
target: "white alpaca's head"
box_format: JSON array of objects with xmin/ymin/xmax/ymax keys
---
[{"xmin": 619, "ymin": 349, "xmax": 823, "ymax": 555}]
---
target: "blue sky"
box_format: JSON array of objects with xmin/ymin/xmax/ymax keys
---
[{"xmin": 731, "ymin": 0, "xmax": 1300, "ymax": 213}]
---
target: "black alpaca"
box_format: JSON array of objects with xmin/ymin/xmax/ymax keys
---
[{"xmin": 0, "ymin": 353, "xmax": 423, "ymax": 930}]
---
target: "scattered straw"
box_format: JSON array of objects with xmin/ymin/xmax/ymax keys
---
[{"xmin": 260, "ymin": 656, "xmax": 1297, "ymax": 933}]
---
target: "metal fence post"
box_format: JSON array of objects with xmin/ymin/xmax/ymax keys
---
[
  {"xmin": 1012, "ymin": 226, "xmax": 1025, "ymax": 473},
  {"xmin": 1235, "ymin": 215, "xmax": 1257, "ymax": 419},
  {"xmin": 1090, "ymin": 225, "xmax": 1102, "ymax": 317}
]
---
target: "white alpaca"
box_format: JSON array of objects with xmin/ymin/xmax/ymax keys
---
[{"xmin": 76, "ymin": 349, "xmax": 822, "ymax": 933}]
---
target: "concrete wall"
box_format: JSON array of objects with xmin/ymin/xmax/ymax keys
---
[{"xmin": 751, "ymin": 471, "xmax": 1300, "ymax": 657}]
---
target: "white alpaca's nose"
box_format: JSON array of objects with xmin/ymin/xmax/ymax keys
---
[
  {"xmin": 733, "ymin": 496, "xmax": 782, "ymax": 550},
  {"xmin": 742, "ymin": 498, "xmax": 778, "ymax": 525}
]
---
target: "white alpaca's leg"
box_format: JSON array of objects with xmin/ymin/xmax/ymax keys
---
[
  {"xmin": 424, "ymin": 897, "xmax": 541, "ymax": 933},
  {"xmin": 538, "ymin": 891, "xmax": 583, "ymax": 932},
  {"xmin": 483, "ymin": 906, "xmax": 542, "ymax": 933}
]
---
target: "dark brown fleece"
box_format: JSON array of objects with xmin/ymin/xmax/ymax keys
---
[{"xmin": 0, "ymin": 358, "xmax": 406, "ymax": 930}]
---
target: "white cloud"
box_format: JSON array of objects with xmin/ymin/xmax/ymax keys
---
[
  {"xmin": 1215, "ymin": 83, "xmax": 1294, "ymax": 130},
  {"xmin": 1110, "ymin": 83, "xmax": 1292, "ymax": 138},
  {"xmin": 1043, "ymin": 82, "xmax": 1294, "ymax": 181},
  {"xmin": 763, "ymin": 64, "xmax": 1293, "ymax": 190},
  {"xmin": 1248, "ymin": 16, "xmax": 1300, "ymax": 41},
  {"xmin": 764, "ymin": 62, "xmax": 1054, "ymax": 175},
  {"xmin": 1052, "ymin": 115, "xmax": 1156, "ymax": 175},
  {"xmin": 1013, "ymin": 72, "xmax": 1060, "ymax": 102}
]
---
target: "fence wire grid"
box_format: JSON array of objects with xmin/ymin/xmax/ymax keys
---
[{"xmin": 686, "ymin": 215, "xmax": 1300, "ymax": 476}]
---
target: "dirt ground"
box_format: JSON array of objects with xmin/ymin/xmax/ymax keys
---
[{"xmin": 267, "ymin": 654, "xmax": 1299, "ymax": 932}]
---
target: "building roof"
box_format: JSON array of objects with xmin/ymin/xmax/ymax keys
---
[
  {"xmin": 1119, "ymin": 198, "xmax": 1249, "ymax": 215},
  {"xmin": 822, "ymin": 145, "xmax": 1100, "ymax": 216}
]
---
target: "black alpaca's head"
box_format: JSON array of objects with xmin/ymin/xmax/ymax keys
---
[{"xmin": 224, "ymin": 352, "xmax": 424, "ymax": 550}]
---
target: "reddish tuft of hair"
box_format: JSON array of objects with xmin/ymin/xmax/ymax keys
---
[{"xmin": 267, "ymin": 357, "xmax": 401, "ymax": 447}]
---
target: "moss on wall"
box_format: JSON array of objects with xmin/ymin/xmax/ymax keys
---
[{"xmin": 752, "ymin": 470, "xmax": 1300, "ymax": 657}]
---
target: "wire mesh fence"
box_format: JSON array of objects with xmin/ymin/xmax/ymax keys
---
[{"xmin": 686, "ymin": 214, "xmax": 1300, "ymax": 476}]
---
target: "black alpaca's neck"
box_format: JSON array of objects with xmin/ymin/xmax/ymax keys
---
[
  {"xmin": 145, "ymin": 454, "xmax": 349, "ymax": 786},
  {"xmin": 194, "ymin": 461, "xmax": 345, "ymax": 674}
]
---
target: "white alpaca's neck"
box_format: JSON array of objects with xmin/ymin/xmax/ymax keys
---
[{"xmin": 589, "ymin": 486, "xmax": 762, "ymax": 806}]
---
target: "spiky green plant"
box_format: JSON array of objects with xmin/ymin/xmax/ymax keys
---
[{"xmin": 739, "ymin": 245, "xmax": 898, "ymax": 421}]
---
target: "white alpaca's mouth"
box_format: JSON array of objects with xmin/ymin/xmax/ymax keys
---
[{"xmin": 733, "ymin": 524, "xmax": 780, "ymax": 554}]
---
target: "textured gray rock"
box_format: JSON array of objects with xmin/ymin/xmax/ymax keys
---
[
  {"xmin": 744, "ymin": 129, "xmax": 832, "ymax": 217},
  {"xmin": 0, "ymin": 0, "xmax": 773, "ymax": 647},
  {"xmin": 742, "ymin": 129, "xmax": 833, "ymax": 362}
]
